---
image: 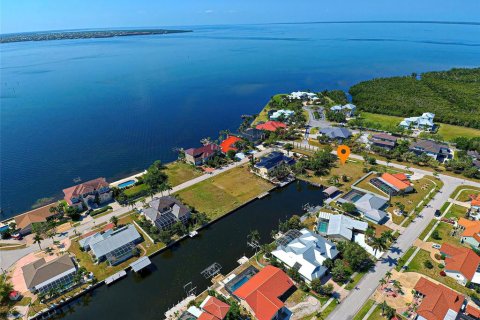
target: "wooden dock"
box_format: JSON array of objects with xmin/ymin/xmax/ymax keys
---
[{"xmin": 105, "ymin": 270, "xmax": 127, "ymax": 285}]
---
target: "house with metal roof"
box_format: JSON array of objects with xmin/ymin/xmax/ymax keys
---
[
  {"xmin": 330, "ymin": 104, "xmax": 357, "ymax": 117},
  {"xmin": 143, "ymin": 196, "xmax": 191, "ymax": 230},
  {"xmin": 270, "ymin": 109, "xmax": 295, "ymax": 121},
  {"xmin": 320, "ymin": 127, "xmax": 352, "ymax": 142},
  {"xmin": 272, "ymin": 228, "xmax": 339, "ymax": 282},
  {"xmin": 324, "ymin": 214, "xmax": 368, "ymax": 241},
  {"xmin": 89, "ymin": 224, "xmax": 142, "ymax": 265},
  {"xmin": 22, "ymin": 255, "xmax": 77, "ymax": 294},
  {"xmin": 288, "ymin": 91, "xmax": 318, "ymax": 101},
  {"xmin": 354, "ymin": 193, "xmax": 389, "ymax": 224},
  {"xmin": 254, "ymin": 151, "xmax": 294, "ymax": 178},
  {"xmin": 400, "ymin": 112, "xmax": 435, "ymax": 131}
]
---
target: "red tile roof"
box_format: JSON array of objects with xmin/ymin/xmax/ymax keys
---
[
  {"xmin": 466, "ymin": 305, "xmax": 480, "ymax": 318},
  {"xmin": 201, "ymin": 296, "xmax": 230, "ymax": 320},
  {"xmin": 220, "ymin": 136, "xmax": 242, "ymax": 153},
  {"xmin": 197, "ymin": 312, "xmax": 220, "ymax": 320},
  {"xmin": 414, "ymin": 277, "xmax": 464, "ymax": 320},
  {"xmin": 381, "ymin": 173, "xmax": 411, "ymax": 191},
  {"xmin": 458, "ymin": 218, "xmax": 480, "ymax": 238},
  {"xmin": 233, "ymin": 265, "xmax": 294, "ymax": 320},
  {"xmin": 63, "ymin": 177, "xmax": 109, "ymax": 205},
  {"xmin": 255, "ymin": 121, "xmax": 287, "ymax": 132},
  {"xmin": 440, "ymin": 243, "xmax": 480, "ymax": 281},
  {"xmin": 14, "ymin": 204, "xmax": 58, "ymax": 230},
  {"xmin": 471, "ymin": 194, "xmax": 480, "ymax": 207}
]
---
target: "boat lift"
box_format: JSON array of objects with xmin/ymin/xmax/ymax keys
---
[{"xmin": 201, "ymin": 262, "xmax": 222, "ymax": 279}]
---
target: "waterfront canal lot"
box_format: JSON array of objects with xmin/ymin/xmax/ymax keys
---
[{"xmin": 60, "ymin": 181, "xmax": 325, "ymax": 320}]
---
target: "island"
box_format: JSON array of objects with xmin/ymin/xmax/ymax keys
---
[{"xmin": 0, "ymin": 29, "xmax": 192, "ymax": 44}]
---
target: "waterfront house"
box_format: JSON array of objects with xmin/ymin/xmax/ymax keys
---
[
  {"xmin": 440, "ymin": 243, "xmax": 480, "ymax": 286},
  {"xmin": 468, "ymin": 150, "xmax": 480, "ymax": 171},
  {"xmin": 370, "ymin": 133, "xmax": 398, "ymax": 150},
  {"xmin": 409, "ymin": 140, "xmax": 452, "ymax": 163},
  {"xmin": 254, "ymin": 151, "xmax": 295, "ymax": 179},
  {"xmin": 272, "ymin": 229, "xmax": 339, "ymax": 282},
  {"xmin": 330, "ymin": 104, "xmax": 356, "ymax": 117},
  {"xmin": 458, "ymin": 218, "xmax": 480, "ymax": 248},
  {"xmin": 399, "ymin": 112, "xmax": 435, "ymax": 131},
  {"xmin": 319, "ymin": 127, "xmax": 352, "ymax": 142},
  {"xmin": 88, "ymin": 224, "xmax": 142, "ymax": 265},
  {"xmin": 323, "ymin": 186, "xmax": 340, "ymax": 199},
  {"xmin": 184, "ymin": 144, "xmax": 220, "ymax": 166},
  {"xmin": 323, "ymin": 214, "xmax": 368, "ymax": 241},
  {"xmin": 233, "ymin": 265, "xmax": 294, "ymax": 320},
  {"xmin": 143, "ymin": 196, "xmax": 191, "ymax": 230},
  {"xmin": 288, "ymin": 91, "xmax": 318, "ymax": 101},
  {"xmin": 236, "ymin": 128, "xmax": 265, "ymax": 145},
  {"xmin": 269, "ymin": 109, "xmax": 295, "ymax": 121},
  {"xmin": 413, "ymin": 277, "xmax": 465, "ymax": 320},
  {"xmin": 255, "ymin": 121, "xmax": 287, "ymax": 132},
  {"xmin": 199, "ymin": 295, "xmax": 230, "ymax": 320},
  {"xmin": 63, "ymin": 177, "xmax": 112, "ymax": 211},
  {"xmin": 14, "ymin": 204, "xmax": 59, "ymax": 236},
  {"xmin": 22, "ymin": 255, "xmax": 77, "ymax": 295},
  {"xmin": 352, "ymin": 193, "xmax": 389, "ymax": 224},
  {"xmin": 370, "ymin": 173, "xmax": 413, "ymax": 195},
  {"xmin": 220, "ymin": 136, "xmax": 242, "ymax": 154}
]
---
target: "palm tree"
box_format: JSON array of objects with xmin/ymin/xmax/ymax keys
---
[
  {"xmin": 381, "ymin": 230, "xmax": 395, "ymax": 244},
  {"xmin": 379, "ymin": 278, "xmax": 387, "ymax": 288},
  {"xmin": 380, "ymin": 300, "xmax": 388, "ymax": 316},
  {"xmin": 110, "ymin": 216, "xmax": 119, "ymax": 228},
  {"xmin": 33, "ymin": 233, "xmax": 43, "ymax": 250},
  {"xmin": 365, "ymin": 227, "xmax": 375, "ymax": 241},
  {"xmin": 392, "ymin": 280, "xmax": 403, "ymax": 293},
  {"xmin": 371, "ymin": 237, "xmax": 388, "ymax": 255},
  {"xmin": 385, "ymin": 271, "xmax": 392, "ymax": 281}
]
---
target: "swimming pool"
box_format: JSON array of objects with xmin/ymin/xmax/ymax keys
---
[
  {"xmin": 318, "ymin": 221, "xmax": 329, "ymax": 233},
  {"xmin": 118, "ymin": 180, "xmax": 135, "ymax": 189},
  {"xmin": 229, "ymin": 276, "xmax": 250, "ymax": 292}
]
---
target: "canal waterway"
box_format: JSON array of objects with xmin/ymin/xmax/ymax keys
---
[{"xmin": 54, "ymin": 181, "xmax": 323, "ymax": 320}]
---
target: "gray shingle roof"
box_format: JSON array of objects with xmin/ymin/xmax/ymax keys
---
[
  {"xmin": 90, "ymin": 224, "xmax": 141, "ymax": 258},
  {"xmin": 149, "ymin": 196, "xmax": 190, "ymax": 220},
  {"xmin": 22, "ymin": 255, "xmax": 76, "ymax": 289},
  {"xmin": 320, "ymin": 127, "xmax": 352, "ymax": 139},
  {"xmin": 354, "ymin": 193, "xmax": 388, "ymax": 223}
]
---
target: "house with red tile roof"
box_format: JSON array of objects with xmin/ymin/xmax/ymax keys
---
[
  {"xmin": 14, "ymin": 203, "xmax": 59, "ymax": 235},
  {"xmin": 233, "ymin": 265, "xmax": 294, "ymax": 320},
  {"xmin": 184, "ymin": 144, "xmax": 220, "ymax": 166},
  {"xmin": 199, "ymin": 296, "xmax": 230, "ymax": 319},
  {"xmin": 413, "ymin": 277, "xmax": 465, "ymax": 320},
  {"xmin": 63, "ymin": 177, "xmax": 112, "ymax": 210},
  {"xmin": 373, "ymin": 173, "xmax": 413, "ymax": 195},
  {"xmin": 440, "ymin": 243, "xmax": 480, "ymax": 286},
  {"xmin": 458, "ymin": 218, "xmax": 480, "ymax": 248},
  {"xmin": 470, "ymin": 194, "xmax": 480, "ymax": 212},
  {"xmin": 466, "ymin": 304, "xmax": 480, "ymax": 319},
  {"xmin": 255, "ymin": 121, "xmax": 287, "ymax": 132},
  {"xmin": 197, "ymin": 312, "xmax": 219, "ymax": 320},
  {"xmin": 220, "ymin": 136, "xmax": 242, "ymax": 154}
]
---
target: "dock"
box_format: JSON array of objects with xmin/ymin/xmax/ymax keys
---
[
  {"xmin": 130, "ymin": 256, "xmax": 152, "ymax": 273},
  {"xmin": 257, "ymin": 192, "xmax": 269, "ymax": 199},
  {"xmin": 189, "ymin": 230, "xmax": 198, "ymax": 238},
  {"xmin": 105, "ymin": 270, "xmax": 127, "ymax": 285}
]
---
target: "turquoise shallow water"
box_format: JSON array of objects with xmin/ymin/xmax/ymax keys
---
[{"xmin": 1, "ymin": 22, "xmax": 480, "ymax": 217}]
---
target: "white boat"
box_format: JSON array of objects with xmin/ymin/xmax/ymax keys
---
[{"xmin": 189, "ymin": 231, "xmax": 199, "ymax": 238}]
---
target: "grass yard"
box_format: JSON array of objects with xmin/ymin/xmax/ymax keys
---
[
  {"xmin": 408, "ymin": 249, "xmax": 473, "ymax": 295},
  {"xmin": 175, "ymin": 165, "xmax": 273, "ymax": 220},
  {"xmin": 345, "ymin": 271, "xmax": 367, "ymax": 290},
  {"xmin": 123, "ymin": 183, "xmax": 149, "ymax": 197},
  {"xmin": 353, "ymin": 300, "xmax": 376, "ymax": 320},
  {"xmin": 450, "ymin": 185, "xmax": 480, "ymax": 202},
  {"xmin": 361, "ymin": 112, "xmax": 403, "ymax": 128},
  {"xmin": 426, "ymin": 221, "xmax": 459, "ymax": 245},
  {"xmin": 165, "ymin": 161, "xmax": 203, "ymax": 187},
  {"xmin": 437, "ymin": 123, "xmax": 480, "ymax": 141},
  {"xmin": 396, "ymin": 246, "xmax": 417, "ymax": 271},
  {"xmin": 418, "ymin": 220, "xmax": 437, "ymax": 241},
  {"xmin": 444, "ymin": 204, "xmax": 468, "ymax": 220}
]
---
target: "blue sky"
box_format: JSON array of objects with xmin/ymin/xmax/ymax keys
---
[{"xmin": 1, "ymin": 0, "xmax": 479, "ymax": 33}]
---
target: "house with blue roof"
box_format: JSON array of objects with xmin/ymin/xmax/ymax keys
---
[
  {"xmin": 399, "ymin": 112, "xmax": 435, "ymax": 131},
  {"xmin": 254, "ymin": 151, "xmax": 295, "ymax": 179}
]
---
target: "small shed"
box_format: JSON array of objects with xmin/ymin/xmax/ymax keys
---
[{"xmin": 323, "ymin": 186, "xmax": 340, "ymax": 198}]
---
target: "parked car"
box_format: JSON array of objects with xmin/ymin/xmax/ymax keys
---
[
  {"xmin": 434, "ymin": 209, "xmax": 441, "ymax": 217},
  {"xmin": 432, "ymin": 243, "xmax": 441, "ymax": 249},
  {"xmin": 11, "ymin": 233, "xmax": 22, "ymax": 240}
]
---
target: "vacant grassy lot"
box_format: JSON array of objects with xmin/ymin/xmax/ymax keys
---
[
  {"xmin": 165, "ymin": 161, "xmax": 203, "ymax": 187},
  {"xmin": 408, "ymin": 249, "xmax": 473, "ymax": 295},
  {"xmin": 437, "ymin": 123, "xmax": 480, "ymax": 141},
  {"xmin": 361, "ymin": 112, "xmax": 403, "ymax": 128},
  {"xmin": 450, "ymin": 185, "xmax": 480, "ymax": 202},
  {"xmin": 175, "ymin": 165, "xmax": 273, "ymax": 219}
]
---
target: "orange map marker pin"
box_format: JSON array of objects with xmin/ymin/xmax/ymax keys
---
[{"xmin": 337, "ymin": 145, "xmax": 350, "ymax": 164}]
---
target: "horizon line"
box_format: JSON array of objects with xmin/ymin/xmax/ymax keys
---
[{"xmin": 2, "ymin": 19, "xmax": 480, "ymax": 36}]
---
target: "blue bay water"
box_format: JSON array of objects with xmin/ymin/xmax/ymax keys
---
[{"xmin": 1, "ymin": 22, "xmax": 479, "ymax": 218}]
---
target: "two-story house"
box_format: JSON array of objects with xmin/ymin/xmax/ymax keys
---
[
  {"xmin": 63, "ymin": 177, "xmax": 112, "ymax": 211},
  {"xmin": 143, "ymin": 196, "xmax": 191, "ymax": 230}
]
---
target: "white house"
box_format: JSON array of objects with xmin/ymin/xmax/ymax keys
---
[
  {"xmin": 272, "ymin": 229, "xmax": 339, "ymax": 282},
  {"xmin": 399, "ymin": 112, "xmax": 435, "ymax": 131},
  {"xmin": 270, "ymin": 109, "xmax": 295, "ymax": 121},
  {"xmin": 440, "ymin": 243, "xmax": 480, "ymax": 286},
  {"xmin": 330, "ymin": 104, "xmax": 357, "ymax": 117},
  {"xmin": 288, "ymin": 91, "xmax": 318, "ymax": 101}
]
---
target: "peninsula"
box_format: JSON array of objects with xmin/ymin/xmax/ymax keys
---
[{"xmin": 0, "ymin": 29, "xmax": 192, "ymax": 44}]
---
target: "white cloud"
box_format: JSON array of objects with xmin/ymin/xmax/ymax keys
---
[{"xmin": 204, "ymin": 9, "xmax": 214, "ymax": 14}]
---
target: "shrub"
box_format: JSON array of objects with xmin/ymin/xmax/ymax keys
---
[
  {"xmin": 431, "ymin": 230, "xmax": 441, "ymax": 240},
  {"xmin": 423, "ymin": 260, "xmax": 434, "ymax": 269},
  {"xmin": 440, "ymin": 271, "xmax": 446, "ymax": 277},
  {"xmin": 438, "ymin": 263, "xmax": 445, "ymax": 269}
]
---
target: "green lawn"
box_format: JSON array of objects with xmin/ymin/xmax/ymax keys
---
[
  {"xmin": 345, "ymin": 271, "xmax": 367, "ymax": 290},
  {"xmin": 418, "ymin": 220, "xmax": 437, "ymax": 240},
  {"xmin": 444, "ymin": 204, "xmax": 468, "ymax": 220},
  {"xmin": 396, "ymin": 246, "xmax": 417, "ymax": 271},
  {"xmin": 353, "ymin": 300, "xmax": 376, "ymax": 320},
  {"xmin": 165, "ymin": 161, "xmax": 203, "ymax": 187},
  {"xmin": 123, "ymin": 183, "xmax": 149, "ymax": 197},
  {"xmin": 437, "ymin": 123, "xmax": 480, "ymax": 141},
  {"xmin": 361, "ymin": 112, "xmax": 403, "ymax": 128},
  {"xmin": 426, "ymin": 221, "xmax": 458, "ymax": 245},
  {"xmin": 450, "ymin": 186, "xmax": 480, "ymax": 202},
  {"xmin": 408, "ymin": 249, "xmax": 473, "ymax": 295},
  {"xmin": 174, "ymin": 165, "xmax": 273, "ymax": 220}
]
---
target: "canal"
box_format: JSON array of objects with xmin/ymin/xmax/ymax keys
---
[{"xmin": 59, "ymin": 181, "xmax": 324, "ymax": 320}]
